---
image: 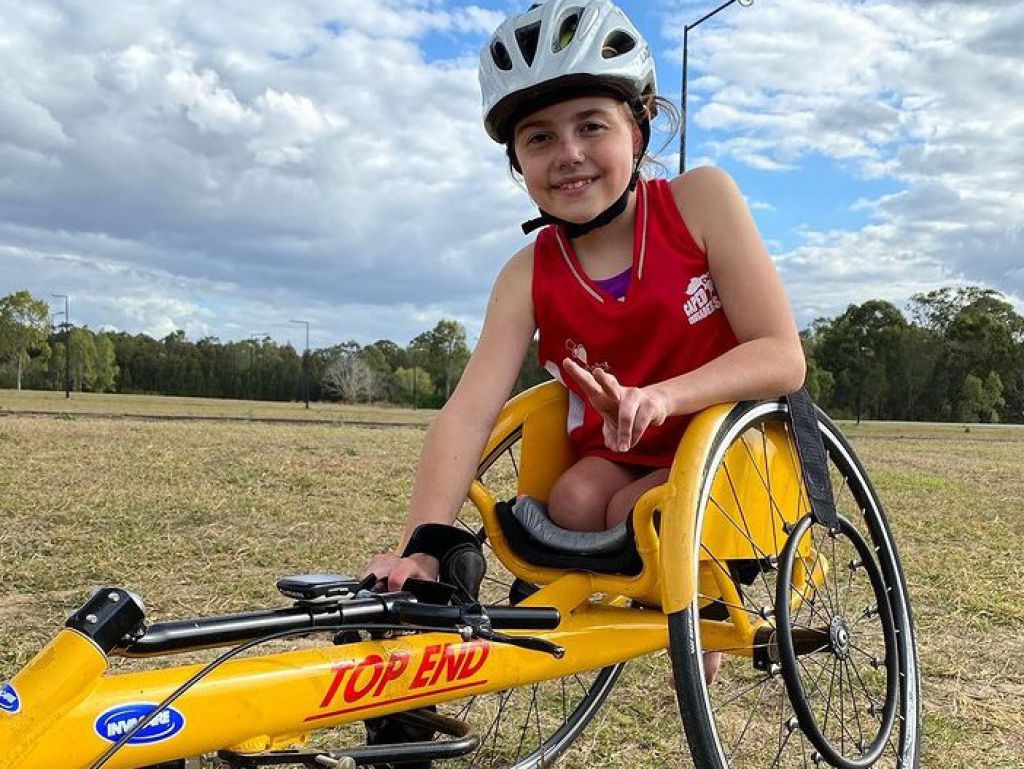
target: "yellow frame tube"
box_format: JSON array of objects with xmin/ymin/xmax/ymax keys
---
[{"xmin": 0, "ymin": 578, "xmax": 667, "ymax": 769}]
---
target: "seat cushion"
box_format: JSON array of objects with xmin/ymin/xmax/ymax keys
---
[
  {"xmin": 495, "ymin": 498, "xmax": 643, "ymax": 576},
  {"xmin": 510, "ymin": 496, "xmax": 631, "ymax": 555}
]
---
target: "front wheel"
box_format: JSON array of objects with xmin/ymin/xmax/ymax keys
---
[{"xmin": 668, "ymin": 401, "xmax": 921, "ymax": 769}]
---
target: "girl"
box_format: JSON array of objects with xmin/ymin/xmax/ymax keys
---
[{"xmin": 364, "ymin": 0, "xmax": 804, "ymax": 600}]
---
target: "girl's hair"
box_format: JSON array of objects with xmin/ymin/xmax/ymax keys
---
[{"xmin": 504, "ymin": 93, "xmax": 681, "ymax": 183}]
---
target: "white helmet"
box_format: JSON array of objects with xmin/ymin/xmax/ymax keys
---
[{"xmin": 479, "ymin": 0, "xmax": 657, "ymax": 143}]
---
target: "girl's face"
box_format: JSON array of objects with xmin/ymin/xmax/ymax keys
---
[{"xmin": 512, "ymin": 95, "xmax": 642, "ymax": 223}]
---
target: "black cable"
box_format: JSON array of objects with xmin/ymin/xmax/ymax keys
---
[{"xmin": 87, "ymin": 622, "xmax": 462, "ymax": 769}]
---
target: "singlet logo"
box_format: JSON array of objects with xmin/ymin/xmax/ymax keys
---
[
  {"xmin": 683, "ymin": 273, "xmax": 722, "ymax": 325},
  {"xmin": 564, "ymin": 339, "xmax": 610, "ymax": 373}
]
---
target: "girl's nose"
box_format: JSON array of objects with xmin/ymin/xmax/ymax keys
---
[{"xmin": 555, "ymin": 136, "xmax": 586, "ymax": 166}]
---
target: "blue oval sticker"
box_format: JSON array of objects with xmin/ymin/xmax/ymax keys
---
[
  {"xmin": 95, "ymin": 702, "xmax": 185, "ymax": 745},
  {"xmin": 0, "ymin": 683, "xmax": 20, "ymax": 714}
]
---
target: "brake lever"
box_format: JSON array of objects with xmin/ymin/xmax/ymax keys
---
[
  {"xmin": 476, "ymin": 627, "xmax": 565, "ymax": 659},
  {"xmin": 455, "ymin": 604, "xmax": 565, "ymax": 659}
]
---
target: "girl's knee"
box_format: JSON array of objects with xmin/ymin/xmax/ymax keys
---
[
  {"xmin": 548, "ymin": 474, "xmax": 607, "ymax": 532},
  {"xmin": 605, "ymin": 489, "xmax": 635, "ymax": 529}
]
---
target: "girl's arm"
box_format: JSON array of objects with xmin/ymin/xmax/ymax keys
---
[
  {"xmin": 651, "ymin": 165, "xmax": 806, "ymax": 413},
  {"xmin": 365, "ymin": 246, "xmax": 537, "ymax": 587}
]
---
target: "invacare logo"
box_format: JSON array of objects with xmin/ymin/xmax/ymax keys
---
[
  {"xmin": 95, "ymin": 702, "xmax": 185, "ymax": 744},
  {"xmin": 683, "ymin": 272, "xmax": 722, "ymax": 325},
  {"xmin": 0, "ymin": 683, "xmax": 20, "ymax": 714}
]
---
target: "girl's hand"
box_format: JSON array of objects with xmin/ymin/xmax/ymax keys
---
[
  {"xmin": 564, "ymin": 358, "xmax": 669, "ymax": 453},
  {"xmin": 361, "ymin": 552, "xmax": 440, "ymax": 591}
]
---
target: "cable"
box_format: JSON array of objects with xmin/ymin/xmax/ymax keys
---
[{"xmin": 87, "ymin": 622, "xmax": 461, "ymax": 769}]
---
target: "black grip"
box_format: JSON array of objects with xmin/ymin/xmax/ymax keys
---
[{"xmin": 785, "ymin": 388, "xmax": 839, "ymax": 530}]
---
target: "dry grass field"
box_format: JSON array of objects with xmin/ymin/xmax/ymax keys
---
[
  {"xmin": 0, "ymin": 390, "xmax": 1021, "ymax": 768},
  {"xmin": 0, "ymin": 387, "xmax": 435, "ymax": 425}
]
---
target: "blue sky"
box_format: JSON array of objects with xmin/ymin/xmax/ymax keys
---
[{"xmin": 0, "ymin": 0, "xmax": 1021, "ymax": 350}]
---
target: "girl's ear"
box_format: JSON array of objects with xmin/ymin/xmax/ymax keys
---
[{"xmin": 631, "ymin": 120, "xmax": 643, "ymax": 160}]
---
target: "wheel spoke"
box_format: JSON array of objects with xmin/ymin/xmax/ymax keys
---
[
  {"xmin": 727, "ymin": 676, "xmax": 772, "ymax": 763},
  {"xmin": 842, "ymin": 658, "xmax": 867, "ymax": 754},
  {"xmin": 722, "ymin": 463, "xmax": 779, "ymax": 608}
]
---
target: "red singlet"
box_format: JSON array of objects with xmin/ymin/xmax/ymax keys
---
[{"xmin": 533, "ymin": 178, "xmax": 739, "ymax": 467}]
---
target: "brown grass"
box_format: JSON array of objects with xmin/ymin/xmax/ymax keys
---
[{"xmin": 0, "ymin": 404, "xmax": 1021, "ymax": 767}]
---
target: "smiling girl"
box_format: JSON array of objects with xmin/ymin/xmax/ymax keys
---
[{"xmin": 364, "ymin": 0, "xmax": 804, "ymax": 612}]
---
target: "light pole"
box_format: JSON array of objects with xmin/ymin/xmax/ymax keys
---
[
  {"xmin": 51, "ymin": 294, "xmax": 70, "ymax": 399},
  {"xmin": 289, "ymin": 319, "xmax": 310, "ymax": 409},
  {"xmin": 249, "ymin": 332, "xmax": 268, "ymax": 401},
  {"xmin": 679, "ymin": 0, "xmax": 754, "ymax": 173}
]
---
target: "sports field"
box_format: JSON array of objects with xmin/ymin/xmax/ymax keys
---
[{"xmin": 0, "ymin": 390, "xmax": 1021, "ymax": 768}]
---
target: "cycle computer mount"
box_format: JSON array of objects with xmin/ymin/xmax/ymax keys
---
[{"xmin": 276, "ymin": 574, "xmax": 363, "ymax": 604}]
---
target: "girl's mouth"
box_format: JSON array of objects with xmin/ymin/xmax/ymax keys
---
[{"xmin": 553, "ymin": 177, "xmax": 596, "ymax": 192}]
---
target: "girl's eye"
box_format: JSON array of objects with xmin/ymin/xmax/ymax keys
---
[
  {"xmin": 526, "ymin": 132, "xmax": 551, "ymax": 145},
  {"xmin": 581, "ymin": 122, "xmax": 607, "ymax": 134}
]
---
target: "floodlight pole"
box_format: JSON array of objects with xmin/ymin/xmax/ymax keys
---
[
  {"xmin": 680, "ymin": 0, "xmax": 754, "ymax": 173},
  {"xmin": 290, "ymin": 319, "xmax": 310, "ymax": 409},
  {"xmin": 51, "ymin": 294, "xmax": 70, "ymax": 399}
]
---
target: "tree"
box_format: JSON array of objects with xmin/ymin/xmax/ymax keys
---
[
  {"xmin": 92, "ymin": 333, "xmax": 119, "ymax": 393},
  {"xmin": 410, "ymin": 320, "xmax": 471, "ymax": 401},
  {"xmin": 68, "ymin": 327, "xmax": 98, "ymax": 391},
  {"xmin": 395, "ymin": 366, "xmax": 434, "ymax": 406},
  {"xmin": 322, "ymin": 347, "xmax": 377, "ymax": 402},
  {"xmin": 959, "ymin": 371, "xmax": 1005, "ymax": 423},
  {"xmin": 908, "ymin": 286, "xmax": 1001, "ymax": 334},
  {"xmin": 813, "ymin": 301, "xmax": 907, "ymax": 421},
  {"xmin": 0, "ymin": 290, "xmax": 51, "ymax": 390}
]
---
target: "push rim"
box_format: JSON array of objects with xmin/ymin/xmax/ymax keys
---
[{"xmin": 776, "ymin": 513, "xmax": 900, "ymax": 769}]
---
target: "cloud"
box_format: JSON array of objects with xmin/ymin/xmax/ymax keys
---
[
  {"xmin": 666, "ymin": 0, "xmax": 1024, "ymax": 314},
  {"xmin": 0, "ymin": 0, "xmax": 539, "ymax": 344},
  {"xmin": 0, "ymin": 0, "xmax": 1020, "ymax": 348}
]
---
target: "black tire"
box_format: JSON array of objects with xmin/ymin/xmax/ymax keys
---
[
  {"xmin": 435, "ymin": 425, "xmax": 622, "ymax": 769},
  {"xmin": 667, "ymin": 401, "xmax": 921, "ymax": 769}
]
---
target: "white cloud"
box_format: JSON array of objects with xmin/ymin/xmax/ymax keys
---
[
  {"xmin": 0, "ymin": 0, "xmax": 1020, "ymax": 348},
  {"xmin": 666, "ymin": 0, "xmax": 1024, "ymax": 315}
]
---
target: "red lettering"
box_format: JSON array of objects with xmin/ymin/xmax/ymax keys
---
[
  {"xmin": 344, "ymin": 654, "xmax": 384, "ymax": 702},
  {"xmin": 373, "ymin": 652, "xmax": 411, "ymax": 696},
  {"xmin": 411, "ymin": 644, "xmax": 442, "ymax": 689},
  {"xmin": 320, "ymin": 661, "xmax": 355, "ymax": 708},
  {"xmin": 459, "ymin": 641, "xmax": 490, "ymax": 679},
  {"xmin": 430, "ymin": 644, "xmax": 467, "ymax": 686}
]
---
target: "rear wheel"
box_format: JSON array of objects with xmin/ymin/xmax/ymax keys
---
[
  {"xmin": 435, "ymin": 424, "xmax": 622, "ymax": 769},
  {"xmin": 668, "ymin": 401, "xmax": 920, "ymax": 769}
]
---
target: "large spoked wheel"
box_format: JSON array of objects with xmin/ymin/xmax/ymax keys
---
[
  {"xmin": 668, "ymin": 401, "xmax": 921, "ymax": 769},
  {"xmin": 436, "ymin": 424, "xmax": 622, "ymax": 769}
]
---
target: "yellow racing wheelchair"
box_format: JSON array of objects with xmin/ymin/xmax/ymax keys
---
[{"xmin": 0, "ymin": 381, "xmax": 920, "ymax": 769}]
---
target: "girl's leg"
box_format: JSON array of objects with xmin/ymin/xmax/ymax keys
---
[
  {"xmin": 547, "ymin": 456, "xmax": 639, "ymax": 531},
  {"xmin": 606, "ymin": 467, "xmax": 722, "ymax": 683},
  {"xmin": 605, "ymin": 468, "xmax": 670, "ymax": 529}
]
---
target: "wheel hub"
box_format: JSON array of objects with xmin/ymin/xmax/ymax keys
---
[{"xmin": 829, "ymin": 616, "xmax": 851, "ymax": 660}]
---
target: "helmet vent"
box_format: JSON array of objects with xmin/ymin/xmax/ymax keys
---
[
  {"xmin": 601, "ymin": 29, "xmax": 636, "ymax": 58},
  {"xmin": 515, "ymin": 21, "xmax": 542, "ymax": 66},
  {"xmin": 490, "ymin": 40, "xmax": 513, "ymax": 71},
  {"xmin": 554, "ymin": 9, "xmax": 582, "ymax": 52}
]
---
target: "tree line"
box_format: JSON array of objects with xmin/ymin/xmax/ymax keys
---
[{"xmin": 1, "ymin": 287, "xmax": 1021, "ymax": 422}]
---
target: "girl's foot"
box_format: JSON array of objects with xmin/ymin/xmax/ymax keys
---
[{"xmin": 703, "ymin": 651, "xmax": 723, "ymax": 685}]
